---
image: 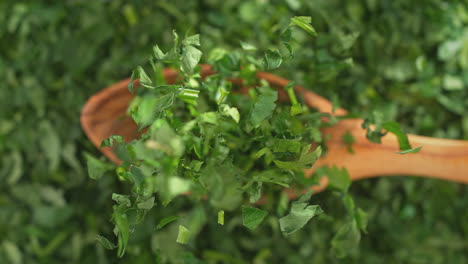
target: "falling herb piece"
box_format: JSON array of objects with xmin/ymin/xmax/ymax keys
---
[
  {"xmin": 153, "ymin": 45, "xmax": 166, "ymax": 59},
  {"xmin": 383, "ymin": 121, "xmax": 422, "ymax": 153},
  {"xmin": 285, "ymin": 82, "xmax": 303, "ymax": 115},
  {"xmin": 342, "ymin": 131, "xmax": 355, "ymax": 154},
  {"xmin": 96, "ymin": 235, "xmax": 116, "ymax": 250},
  {"xmin": 112, "ymin": 193, "xmax": 131, "ymax": 207},
  {"xmin": 361, "ymin": 111, "xmax": 386, "ymax": 143},
  {"xmin": 181, "ymin": 45, "xmax": 202, "ymax": 74},
  {"xmin": 280, "ymin": 27, "xmax": 293, "ymax": 56},
  {"xmin": 242, "ymin": 206, "xmax": 268, "ymax": 230},
  {"xmin": 331, "ymin": 220, "xmax": 361, "ymax": 258},
  {"xmin": 156, "ymin": 216, "xmax": 180, "ymax": 230},
  {"xmin": 240, "ymin": 41, "xmax": 257, "ymax": 51},
  {"xmin": 250, "ymin": 87, "xmax": 278, "ymax": 126},
  {"xmin": 397, "ymin": 146, "xmax": 423, "ymax": 154},
  {"xmin": 263, "ymin": 49, "xmax": 283, "ymax": 70},
  {"xmin": 100, "ymin": 135, "xmax": 125, "ymax": 148},
  {"xmin": 218, "ymin": 210, "xmax": 225, "ymax": 225},
  {"xmin": 176, "ymin": 225, "xmax": 191, "ymax": 244},
  {"xmin": 289, "ymin": 16, "xmax": 318, "ymax": 36},
  {"xmin": 128, "ymin": 66, "xmax": 153, "ymax": 93},
  {"xmin": 274, "ymin": 145, "xmax": 322, "ymax": 170},
  {"xmin": 85, "ymin": 153, "xmax": 113, "ymax": 180},
  {"xmin": 279, "ymin": 192, "xmax": 323, "ymax": 235},
  {"xmin": 315, "ymin": 166, "xmax": 351, "ymax": 193},
  {"xmin": 113, "ymin": 208, "xmax": 130, "ymax": 257},
  {"xmin": 219, "ymin": 104, "xmax": 240, "ymax": 123},
  {"xmin": 136, "ymin": 196, "xmax": 155, "ymax": 210},
  {"xmin": 183, "ymin": 34, "xmax": 200, "ymax": 46},
  {"xmin": 355, "ymin": 208, "xmax": 368, "ymax": 233}
]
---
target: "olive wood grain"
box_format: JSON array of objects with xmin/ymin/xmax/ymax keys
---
[{"xmin": 81, "ymin": 65, "xmax": 468, "ymax": 191}]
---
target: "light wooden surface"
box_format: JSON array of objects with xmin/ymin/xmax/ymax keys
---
[{"xmin": 81, "ymin": 65, "xmax": 468, "ymax": 190}]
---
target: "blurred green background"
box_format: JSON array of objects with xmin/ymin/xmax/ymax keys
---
[{"xmin": 1, "ymin": 0, "xmax": 467, "ymax": 263}]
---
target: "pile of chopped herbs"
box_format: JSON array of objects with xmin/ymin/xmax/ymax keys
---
[
  {"xmin": 1, "ymin": 0, "xmax": 467, "ymax": 263},
  {"xmin": 87, "ymin": 20, "xmax": 371, "ymax": 261}
]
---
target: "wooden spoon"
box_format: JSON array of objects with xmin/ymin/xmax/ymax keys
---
[{"xmin": 81, "ymin": 65, "xmax": 468, "ymax": 192}]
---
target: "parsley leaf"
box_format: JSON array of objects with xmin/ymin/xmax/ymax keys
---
[
  {"xmin": 250, "ymin": 87, "xmax": 278, "ymax": 126},
  {"xmin": 176, "ymin": 225, "xmax": 191, "ymax": 244},
  {"xmin": 274, "ymin": 145, "xmax": 322, "ymax": 170},
  {"xmin": 290, "ymin": 16, "xmax": 318, "ymax": 36},
  {"xmin": 85, "ymin": 153, "xmax": 113, "ymax": 180},
  {"xmin": 383, "ymin": 121, "xmax": 422, "ymax": 154},
  {"xmin": 263, "ymin": 49, "xmax": 283, "ymax": 70},
  {"xmin": 279, "ymin": 192, "xmax": 323, "ymax": 235},
  {"xmin": 242, "ymin": 206, "xmax": 268, "ymax": 230}
]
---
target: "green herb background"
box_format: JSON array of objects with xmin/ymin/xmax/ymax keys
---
[{"xmin": 1, "ymin": 0, "xmax": 468, "ymax": 263}]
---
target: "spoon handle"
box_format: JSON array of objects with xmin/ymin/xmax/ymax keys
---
[{"xmin": 311, "ymin": 118, "xmax": 468, "ymax": 183}]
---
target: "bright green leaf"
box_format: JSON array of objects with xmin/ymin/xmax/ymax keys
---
[
  {"xmin": 220, "ymin": 104, "xmax": 240, "ymax": 123},
  {"xmin": 240, "ymin": 41, "xmax": 257, "ymax": 51},
  {"xmin": 129, "ymin": 66, "xmax": 153, "ymax": 93},
  {"xmin": 218, "ymin": 210, "xmax": 225, "ymax": 225},
  {"xmin": 182, "ymin": 45, "xmax": 202, "ymax": 73},
  {"xmin": 112, "ymin": 193, "xmax": 131, "ymax": 207},
  {"xmin": 113, "ymin": 209, "xmax": 129, "ymax": 258},
  {"xmin": 279, "ymin": 192, "xmax": 323, "ymax": 235},
  {"xmin": 176, "ymin": 225, "xmax": 191, "ymax": 244},
  {"xmin": 290, "ymin": 16, "xmax": 317, "ymax": 36},
  {"xmin": 356, "ymin": 208, "xmax": 368, "ymax": 233},
  {"xmin": 383, "ymin": 121, "xmax": 422, "ymax": 153},
  {"xmin": 137, "ymin": 196, "xmax": 155, "ymax": 210},
  {"xmin": 156, "ymin": 216, "xmax": 181, "ymax": 230}
]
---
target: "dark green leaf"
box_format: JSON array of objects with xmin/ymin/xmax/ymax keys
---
[
  {"xmin": 331, "ymin": 220, "xmax": 361, "ymax": 258},
  {"xmin": 242, "ymin": 206, "xmax": 268, "ymax": 230},
  {"xmin": 85, "ymin": 153, "xmax": 112, "ymax": 180},
  {"xmin": 129, "ymin": 66, "xmax": 153, "ymax": 93},
  {"xmin": 96, "ymin": 235, "xmax": 116, "ymax": 250},
  {"xmin": 250, "ymin": 87, "xmax": 277, "ymax": 126},
  {"xmin": 383, "ymin": 121, "xmax": 422, "ymax": 153},
  {"xmin": 263, "ymin": 49, "xmax": 282, "ymax": 70},
  {"xmin": 274, "ymin": 145, "xmax": 322, "ymax": 170},
  {"xmin": 128, "ymin": 165, "xmax": 145, "ymax": 188},
  {"xmin": 355, "ymin": 208, "xmax": 368, "ymax": 233},
  {"xmin": 326, "ymin": 166, "xmax": 351, "ymax": 193},
  {"xmin": 342, "ymin": 131, "xmax": 355, "ymax": 153}
]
